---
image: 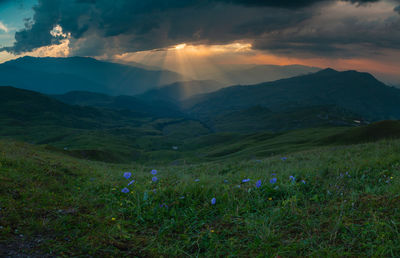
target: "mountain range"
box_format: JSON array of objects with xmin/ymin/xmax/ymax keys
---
[
  {"xmin": 0, "ymin": 57, "xmax": 323, "ymax": 97},
  {"xmin": 0, "ymin": 56, "xmax": 182, "ymax": 95},
  {"xmin": 185, "ymin": 68, "xmax": 400, "ymax": 132},
  {"xmin": 1, "ymin": 64, "xmax": 400, "ymax": 162},
  {"xmin": 0, "ymin": 56, "xmax": 399, "ymax": 144}
]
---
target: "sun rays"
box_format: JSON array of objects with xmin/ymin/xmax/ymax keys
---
[{"xmin": 114, "ymin": 42, "xmax": 255, "ymax": 86}]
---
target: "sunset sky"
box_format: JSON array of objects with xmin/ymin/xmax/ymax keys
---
[{"xmin": 0, "ymin": 0, "xmax": 399, "ymax": 85}]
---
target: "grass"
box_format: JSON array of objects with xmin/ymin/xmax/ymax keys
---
[{"xmin": 1, "ymin": 137, "xmax": 400, "ymax": 256}]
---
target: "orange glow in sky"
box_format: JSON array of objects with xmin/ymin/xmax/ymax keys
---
[{"xmin": 113, "ymin": 42, "xmax": 400, "ymax": 85}]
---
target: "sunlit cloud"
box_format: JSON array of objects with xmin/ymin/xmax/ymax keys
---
[
  {"xmin": 0, "ymin": 25, "xmax": 71, "ymax": 62},
  {"xmin": 25, "ymin": 25, "xmax": 71, "ymax": 58}
]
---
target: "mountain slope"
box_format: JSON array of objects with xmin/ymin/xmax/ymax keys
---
[
  {"xmin": 0, "ymin": 86, "xmax": 144, "ymax": 129},
  {"xmin": 0, "ymin": 56, "xmax": 183, "ymax": 95},
  {"xmin": 220, "ymin": 64, "xmax": 321, "ymax": 85},
  {"xmin": 137, "ymin": 80, "xmax": 225, "ymax": 103},
  {"xmin": 169, "ymin": 63, "xmax": 320, "ymax": 85},
  {"xmin": 322, "ymin": 120, "xmax": 400, "ymax": 145},
  {"xmin": 51, "ymin": 91, "xmax": 184, "ymax": 118},
  {"xmin": 186, "ymin": 68, "xmax": 400, "ymax": 123}
]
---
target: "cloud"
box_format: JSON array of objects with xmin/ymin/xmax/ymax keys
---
[
  {"xmin": 1, "ymin": 0, "xmax": 399, "ymax": 59},
  {"xmin": 252, "ymin": 1, "xmax": 400, "ymax": 57},
  {"xmin": 221, "ymin": 0, "xmax": 380, "ymax": 8},
  {"xmin": 0, "ymin": 21, "xmax": 8, "ymax": 32}
]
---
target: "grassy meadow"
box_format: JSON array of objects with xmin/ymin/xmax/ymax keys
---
[{"xmin": 1, "ymin": 137, "xmax": 400, "ymax": 256}]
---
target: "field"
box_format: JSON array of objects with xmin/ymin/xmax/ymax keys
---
[{"xmin": 1, "ymin": 137, "xmax": 400, "ymax": 256}]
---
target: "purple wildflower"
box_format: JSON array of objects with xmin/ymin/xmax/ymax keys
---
[
  {"xmin": 121, "ymin": 187, "xmax": 130, "ymax": 193},
  {"xmin": 152, "ymin": 176, "xmax": 158, "ymax": 182},
  {"xmin": 128, "ymin": 180, "xmax": 135, "ymax": 186},
  {"xmin": 289, "ymin": 176, "xmax": 295, "ymax": 182},
  {"xmin": 123, "ymin": 172, "xmax": 132, "ymax": 179},
  {"xmin": 270, "ymin": 178, "xmax": 277, "ymax": 184},
  {"xmin": 242, "ymin": 179, "xmax": 251, "ymax": 183},
  {"xmin": 256, "ymin": 180, "xmax": 262, "ymax": 188},
  {"xmin": 151, "ymin": 169, "xmax": 158, "ymax": 175},
  {"xmin": 211, "ymin": 197, "xmax": 216, "ymax": 205},
  {"xmin": 281, "ymin": 157, "xmax": 287, "ymax": 161},
  {"xmin": 301, "ymin": 180, "xmax": 306, "ymax": 184}
]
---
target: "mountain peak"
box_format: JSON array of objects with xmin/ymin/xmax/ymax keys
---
[{"xmin": 316, "ymin": 68, "xmax": 338, "ymax": 75}]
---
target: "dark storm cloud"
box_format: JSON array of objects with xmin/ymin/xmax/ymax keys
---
[
  {"xmin": 222, "ymin": 0, "xmax": 379, "ymax": 8},
  {"xmin": 1, "ymin": 0, "xmax": 399, "ymax": 57},
  {"xmin": 252, "ymin": 6, "xmax": 400, "ymax": 58},
  {"xmin": 1, "ymin": 0, "xmax": 316, "ymax": 54}
]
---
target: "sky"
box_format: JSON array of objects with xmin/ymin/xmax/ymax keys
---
[{"xmin": 0, "ymin": 0, "xmax": 400, "ymax": 85}]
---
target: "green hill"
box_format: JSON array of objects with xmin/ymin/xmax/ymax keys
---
[
  {"xmin": 2, "ymin": 136, "xmax": 400, "ymax": 256},
  {"xmin": 0, "ymin": 86, "xmax": 210, "ymax": 163},
  {"xmin": 2, "ymin": 86, "xmax": 400, "ymax": 164},
  {"xmin": 322, "ymin": 120, "xmax": 400, "ymax": 145}
]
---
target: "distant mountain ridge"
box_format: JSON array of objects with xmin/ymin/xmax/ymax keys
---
[
  {"xmin": 0, "ymin": 56, "xmax": 183, "ymax": 95},
  {"xmin": 220, "ymin": 64, "xmax": 321, "ymax": 85},
  {"xmin": 186, "ymin": 68, "xmax": 400, "ymax": 123},
  {"xmin": 179, "ymin": 63, "xmax": 321, "ymax": 85}
]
